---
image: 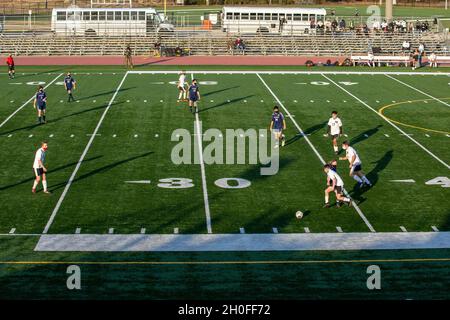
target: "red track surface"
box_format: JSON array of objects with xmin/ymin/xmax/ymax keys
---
[{"xmin": 13, "ymin": 55, "xmax": 347, "ymax": 66}]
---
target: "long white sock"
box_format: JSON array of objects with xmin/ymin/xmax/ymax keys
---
[
  {"xmin": 178, "ymin": 92, "xmax": 182, "ymax": 99},
  {"xmin": 333, "ymin": 145, "xmax": 338, "ymax": 152},
  {"xmin": 183, "ymin": 91, "xmax": 187, "ymax": 99},
  {"xmin": 43, "ymin": 180, "xmax": 47, "ymax": 192},
  {"xmin": 32, "ymin": 180, "xmax": 38, "ymax": 189},
  {"xmin": 325, "ymin": 192, "xmax": 329, "ymax": 204},
  {"xmin": 353, "ymin": 175, "xmax": 363, "ymax": 183},
  {"xmin": 362, "ymin": 176, "xmax": 371, "ymax": 184}
]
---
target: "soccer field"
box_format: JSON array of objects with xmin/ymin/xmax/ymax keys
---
[{"xmin": 0, "ymin": 66, "xmax": 449, "ymax": 299}]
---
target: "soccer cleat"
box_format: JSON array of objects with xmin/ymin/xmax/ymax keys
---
[
  {"xmin": 336, "ymin": 202, "xmax": 342, "ymax": 208},
  {"xmin": 347, "ymin": 199, "xmax": 353, "ymax": 207},
  {"xmin": 323, "ymin": 203, "xmax": 330, "ymax": 208},
  {"xmin": 32, "ymin": 188, "xmax": 36, "ymax": 194},
  {"xmin": 281, "ymin": 139, "xmax": 286, "ymax": 147},
  {"xmin": 357, "ymin": 182, "xmax": 364, "ymax": 189},
  {"xmin": 43, "ymin": 190, "xmax": 51, "ymax": 194}
]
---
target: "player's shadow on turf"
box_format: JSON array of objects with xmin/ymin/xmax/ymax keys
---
[
  {"xmin": 198, "ymin": 95, "xmax": 254, "ymax": 113},
  {"xmin": 49, "ymin": 151, "xmax": 154, "ymax": 192},
  {"xmin": 285, "ymin": 121, "xmax": 327, "ymax": 146},
  {"xmin": 350, "ymin": 125, "xmax": 383, "ymax": 146},
  {"xmin": 0, "ymin": 123, "xmax": 41, "ymax": 137},
  {"xmin": 77, "ymin": 87, "xmax": 135, "ymax": 101},
  {"xmin": 0, "ymin": 155, "xmax": 102, "ymax": 191},
  {"xmin": 202, "ymin": 86, "xmax": 240, "ymax": 97},
  {"xmin": 350, "ymin": 150, "xmax": 393, "ymax": 201}
]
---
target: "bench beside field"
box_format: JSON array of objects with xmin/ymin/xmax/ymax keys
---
[{"xmin": 351, "ymin": 55, "xmax": 450, "ymax": 67}]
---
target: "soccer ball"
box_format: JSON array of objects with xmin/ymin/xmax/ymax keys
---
[{"xmin": 295, "ymin": 211, "xmax": 304, "ymax": 219}]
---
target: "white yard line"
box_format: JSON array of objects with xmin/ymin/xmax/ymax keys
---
[
  {"xmin": 257, "ymin": 73, "xmax": 376, "ymax": 233},
  {"xmin": 321, "ymin": 74, "xmax": 450, "ymax": 170},
  {"xmin": 192, "ymin": 73, "xmax": 213, "ymax": 234},
  {"xmin": 42, "ymin": 72, "xmax": 129, "ymax": 234},
  {"xmin": 0, "ymin": 73, "xmax": 62, "ymax": 129},
  {"xmin": 129, "ymin": 71, "xmax": 450, "ymax": 76},
  {"xmin": 385, "ymin": 75, "xmax": 450, "ymax": 108}
]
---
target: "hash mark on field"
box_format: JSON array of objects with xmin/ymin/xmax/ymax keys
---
[
  {"xmin": 304, "ymin": 227, "xmax": 310, "ymax": 233},
  {"xmin": 384, "ymin": 134, "xmax": 390, "ymax": 137},
  {"xmin": 49, "ymin": 134, "xmax": 54, "ymax": 138},
  {"xmin": 140, "ymin": 228, "xmax": 146, "ymax": 234},
  {"xmin": 134, "ymin": 134, "xmax": 138, "ymax": 138},
  {"xmin": 75, "ymin": 228, "xmax": 81, "ymax": 234},
  {"xmin": 144, "ymin": 100, "xmax": 147, "ymax": 103},
  {"xmin": 155, "ymin": 134, "xmax": 159, "ymax": 138},
  {"xmin": 28, "ymin": 134, "xmax": 33, "ymax": 138},
  {"xmin": 364, "ymin": 134, "xmax": 369, "ymax": 138},
  {"xmin": 113, "ymin": 134, "xmax": 117, "ymax": 138},
  {"xmin": 7, "ymin": 134, "xmax": 12, "ymax": 138},
  {"xmin": 310, "ymin": 100, "xmax": 314, "ymax": 103},
  {"xmin": 272, "ymin": 227, "xmax": 279, "ymax": 234},
  {"xmin": 336, "ymin": 226, "xmax": 343, "ymax": 233},
  {"xmin": 9, "ymin": 228, "xmax": 16, "ymax": 234},
  {"xmin": 425, "ymin": 134, "xmax": 430, "ymax": 137},
  {"xmin": 239, "ymin": 227, "xmax": 245, "ymax": 234},
  {"xmin": 70, "ymin": 134, "xmax": 74, "ymax": 138},
  {"xmin": 174, "ymin": 228, "xmax": 179, "ymax": 234},
  {"xmin": 400, "ymin": 226, "xmax": 408, "ymax": 232},
  {"xmin": 431, "ymin": 226, "xmax": 439, "ymax": 232},
  {"xmin": 108, "ymin": 228, "xmax": 114, "ymax": 234}
]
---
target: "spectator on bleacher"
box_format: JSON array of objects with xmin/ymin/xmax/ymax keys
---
[
  {"xmin": 310, "ymin": 18, "xmax": 316, "ymax": 30},
  {"xmin": 428, "ymin": 52, "xmax": 437, "ymax": 68},
  {"xmin": 349, "ymin": 20, "xmax": 355, "ymax": 31},
  {"xmin": 235, "ymin": 37, "xmax": 245, "ymax": 55},
  {"xmin": 330, "ymin": 9, "xmax": 336, "ymax": 17},
  {"xmin": 324, "ymin": 20, "xmax": 332, "ymax": 33},
  {"xmin": 339, "ymin": 19, "xmax": 346, "ymax": 31},
  {"xmin": 402, "ymin": 40, "xmax": 410, "ymax": 53},
  {"xmin": 418, "ymin": 43, "xmax": 425, "ymax": 66},
  {"xmin": 354, "ymin": 8, "xmax": 359, "ymax": 16},
  {"xmin": 407, "ymin": 21, "xmax": 414, "ymax": 33},
  {"xmin": 367, "ymin": 52, "xmax": 375, "ymax": 68},
  {"xmin": 153, "ymin": 38, "xmax": 161, "ymax": 57},
  {"xmin": 381, "ymin": 20, "xmax": 388, "ymax": 32},
  {"xmin": 317, "ymin": 19, "xmax": 324, "ymax": 31},
  {"xmin": 331, "ymin": 19, "xmax": 338, "ymax": 33},
  {"xmin": 279, "ymin": 17, "xmax": 287, "ymax": 33}
]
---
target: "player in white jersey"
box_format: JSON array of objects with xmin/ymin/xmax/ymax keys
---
[
  {"xmin": 177, "ymin": 71, "xmax": 188, "ymax": 102},
  {"xmin": 323, "ymin": 164, "xmax": 352, "ymax": 208},
  {"xmin": 32, "ymin": 141, "xmax": 50, "ymax": 194},
  {"xmin": 339, "ymin": 141, "xmax": 372, "ymax": 188},
  {"xmin": 326, "ymin": 111, "xmax": 343, "ymax": 154}
]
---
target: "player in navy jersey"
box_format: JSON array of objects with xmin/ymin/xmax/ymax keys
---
[
  {"xmin": 269, "ymin": 106, "xmax": 286, "ymax": 148},
  {"xmin": 188, "ymin": 79, "xmax": 200, "ymax": 114},
  {"xmin": 64, "ymin": 72, "xmax": 76, "ymax": 102},
  {"xmin": 33, "ymin": 86, "xmax": 48, "ymax": 124}
]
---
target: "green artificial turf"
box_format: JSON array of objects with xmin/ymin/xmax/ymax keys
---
[{"xmin": 0, "ymin": 65, "xmax": 449, "ymax": 299}]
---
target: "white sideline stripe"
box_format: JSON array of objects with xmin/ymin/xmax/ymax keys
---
[
  {"xmin": 9, "ymin": 228, "xmax": 16, "ymax": 234},
  {"xmin": 34, "ymin": 232, "xmax": 450, "ymax": 252},
  {"xmin": 0, "ymin": 73, "xmax": 62, "ymax": 129},
  {"xmin": 75, "ymin": 228, "xmax": 81, "ymax": 234},
  {"xmin": 257, "ymin": 73, "xmax": 375, "ymax": 233},
  {"xmin": 128, "ymin": 71, "xmax": 450, "ymax": 76},
  {"xmin": 304, "ymin": 227, "xmax": 310, "ymax": 233},
  {"xmin": 336, "ymin": 226, "xmax": 343, "ymax": 233},
  {"xmin": 192, "ymin": 73, "xmax": 213, "ymax": 234},
  {"xmin": 42, "ymin": 73, "xmax": 129, "ymax": 234},
  {"xmin": 272, "ymin": 227, "xmax": 279, "ymax": 234},
  {"xmin": 385, "ymin": 75, "xmax": 450, "ymax": 108},
  {"xmin": 432, "ymin": 226, "xmax": 439, "ymax": 232},
  {"xmin": 321, "ymin": 74, "xmax": 450, "ymax": 170},
  {"xmin": 239, "ymin": 227, "xmax": 245, "ymax": 234},
  {"xmin": 400, "ymin": 226, "xmax": 408, "ymax": 232}
]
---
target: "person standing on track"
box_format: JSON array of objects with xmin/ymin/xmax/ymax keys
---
[
  {"xmin": 125, "ymin": 45, "xmax": 133, "ymax": 69},
  {"xmin": 6, "ymin": 54, "xmax": 15, "ymax": 79},
  {"xmin": 34, "ymin": 85, "xmax": 48, "ymax": 124},
  {"xmin": 32, "ymin": 141, "xmax": 50, "ymax": 194}
]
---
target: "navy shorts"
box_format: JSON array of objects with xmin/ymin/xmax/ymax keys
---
[
  {"xmin": 353, "ymin": 164, "xmax": 362, "ymax": 172},
  {"xmin": 37, "ymin": 103, "xmax": 46, "ymax": 111},
  {"xmin": 334, "ymin": 186, "xmax": 343, "ymax": 194},
  {"xmin": 331, "ymin": 134, "xmax": 339, "ymax": 140},
  {"xmin": 34, "ymin": 168, "xmax": 44, "ymax": 177},
  {"xmin": 8, "ymin": 65, "xmax": 14, "ymax": 71}
]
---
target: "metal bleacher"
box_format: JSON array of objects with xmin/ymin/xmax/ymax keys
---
[{"xmin": 0, "ymin": 30, "xmax": 447, "ymax": 57}]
